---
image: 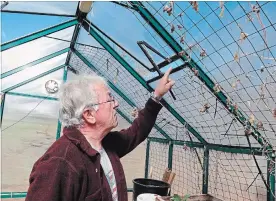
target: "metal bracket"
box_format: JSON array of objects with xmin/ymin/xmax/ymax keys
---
[
  {"xmin": 1, "ymin": 1, "xmax": 8, "ymax": 10},
  {"xmin": 137, "ymin": 41, "xmax": 181, "ymax": 72},
  {"xmin": 137, "ymin": 41, "xmax": 177, "ymax": 100}
]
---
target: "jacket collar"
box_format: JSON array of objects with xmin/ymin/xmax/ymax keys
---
[{"xmin": 63, "ymin": 127, "xmax": 99, "ymax": 158}]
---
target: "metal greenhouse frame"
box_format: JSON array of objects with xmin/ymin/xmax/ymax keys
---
[{"xmin": 1, "ymin": 1, "xmax": 275, "ymax": 201}]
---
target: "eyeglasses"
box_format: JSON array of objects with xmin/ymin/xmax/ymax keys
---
[{"xmin": 88, "ymin": 94, "xmax": 115, "ymax": 107}]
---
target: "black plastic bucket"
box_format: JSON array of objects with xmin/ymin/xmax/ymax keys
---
[{"xmin": 132, "ymin": 178, "xmax": 170, "ymax": 201}]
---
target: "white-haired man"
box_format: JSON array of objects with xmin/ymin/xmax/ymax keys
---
[{"xmin": 26, "ymin": 68, "xmax": 175, "ymax": 201}]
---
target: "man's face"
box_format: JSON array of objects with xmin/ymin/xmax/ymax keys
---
[{"xmin": 93, "ymin": 84, "xmax": 119, "ymax": 131}]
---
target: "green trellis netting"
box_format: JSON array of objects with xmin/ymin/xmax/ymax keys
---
[{"xmin": 1, "ymin": 1, "xmax": 276, "ymax": 201}]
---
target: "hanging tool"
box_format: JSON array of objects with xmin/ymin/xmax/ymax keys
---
[{"xmin": 137, "ymin": 41, "xmax": 176, "ymax": 100}]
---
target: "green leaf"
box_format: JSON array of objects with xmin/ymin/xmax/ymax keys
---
[
  {"xmin": 182, "ymin": 194, "xmax": 190, "ymax": 201},
  {"xmin": 171, "ymin": 194, "xmax": 181, "ymax": 201}
]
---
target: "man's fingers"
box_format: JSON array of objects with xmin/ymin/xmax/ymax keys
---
[
  {"xmin": 170, "ymin": 80, "xmax": 175, "ymax": 86},
  {"xmin": 166, "ymin": 80, "xmax": 175, "ymax": 88},
  {"xmin": 163, "ymin": 67, "xmax": 173, "ymax": 80}
]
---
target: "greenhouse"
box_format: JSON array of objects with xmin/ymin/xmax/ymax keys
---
[{"xmin": 1, "ymin": 1, "xmax": 276, "ymax": 201}]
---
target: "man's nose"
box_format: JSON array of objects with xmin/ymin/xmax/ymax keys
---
[{"xmin": 113, "ymin": 100, "xmax": 119, "ymax": 109}]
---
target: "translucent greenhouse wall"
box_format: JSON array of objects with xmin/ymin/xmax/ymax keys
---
[
  {"xmin": 1, "ymin": 1, "xmax": 276, "ymax": 201},
  {"xmin": 1, "ymin": 95, "xmax": 60, "ymax": 193}
]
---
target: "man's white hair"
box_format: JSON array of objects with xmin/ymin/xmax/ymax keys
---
[{"xmin": 58, "ymin": 75, "xmax": 107, "ymax": 127}]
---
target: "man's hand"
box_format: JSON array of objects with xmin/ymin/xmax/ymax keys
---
[{"xmin": 154, "ymin": 67, "xmax": 175, "ymax": 98}]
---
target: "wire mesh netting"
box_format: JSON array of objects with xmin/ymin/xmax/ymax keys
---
[
  {"xmin": 147, "ymin": 141, "xmax": 169, "ymax": 180},
  {"xmin": 171, "ymin": 144, "xmax": 203, "ymax": 196},
  {"xmin": 150, "ymin": 66, "xmax": 262, "ymax": 147},
  {"xmin": 208, "ymin": 150, "xmax": 269, "ymax": 201},
  {"xmin": 80, "ymin": 1, "xmax": 276, "ymax": 149},
  {"xmin": 126, "ymin": 1, "xmax": 276, "ymax": 148},
  {"xmin": 146, "ymin": 141, "xmax": 275, "ymax": 201}
]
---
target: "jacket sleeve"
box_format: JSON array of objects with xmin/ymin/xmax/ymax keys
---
[
  {"xmin": 104, "ymin": 98, "xmax": 162, "ymax": 158},
  {"xmin": 25, "ymin": 157, "xmax": 80, "ymax": 201}
]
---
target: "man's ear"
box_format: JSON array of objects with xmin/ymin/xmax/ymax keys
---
[{"xmin": 82, "ymin": 109, "xmax": 96, "ymax": 124}]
